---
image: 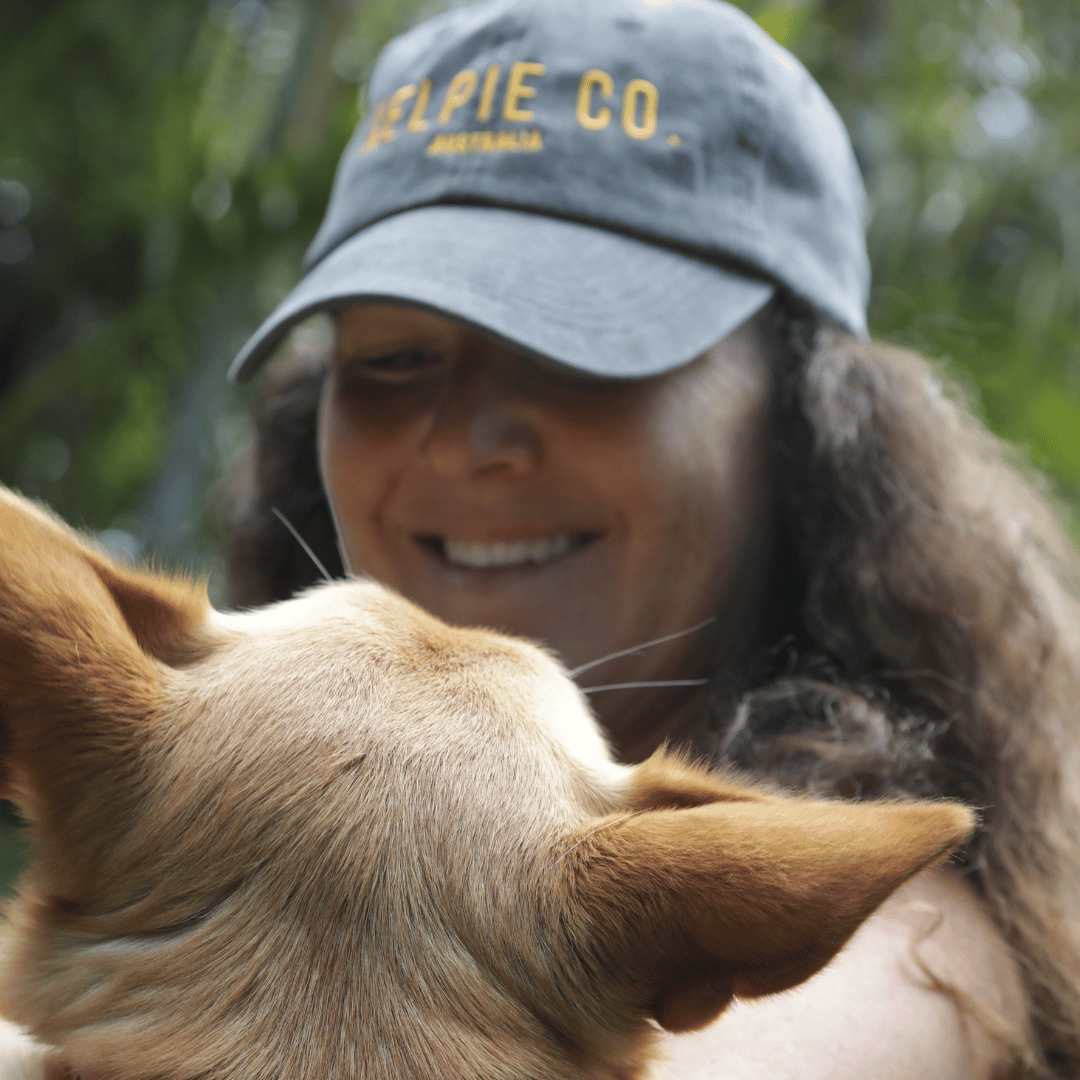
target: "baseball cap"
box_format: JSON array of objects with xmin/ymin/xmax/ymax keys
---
[{"xmin": 229, "ymin": 0, "xmax": 869, "ymax": 383}]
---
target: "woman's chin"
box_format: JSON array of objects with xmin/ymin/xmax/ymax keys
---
[{"xmin": 394, "ymin": 532, "xmax": 619, "ymax": 669}]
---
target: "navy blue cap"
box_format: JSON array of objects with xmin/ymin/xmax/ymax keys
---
[{"xmin": 229, "ymin": 0, "xmax": 869, "ymax": 382}]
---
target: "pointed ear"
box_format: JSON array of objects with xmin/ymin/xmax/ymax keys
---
[
  {"xmin": 626, "ymin": 748, "xmax": 776, "ymax": 810},
  {"xmin": 0, "ymin": 487, "xmax": 208, "ymax": 811},
  {"xmin": 571, "ymin": 781, "xmax": 975, "ymax": 1034},
  {"xmin": 0, "ymin": 487, "xmax": 208, "ymax": 660}
]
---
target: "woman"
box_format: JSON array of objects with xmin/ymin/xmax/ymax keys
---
[{"xmin": 222, "ymin": 0, "xmax": 1080, "ymax": 1075}]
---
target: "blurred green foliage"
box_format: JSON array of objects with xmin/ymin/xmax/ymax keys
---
[
  {"xmin": 0, "ymin": 0, "xmax": 436, "ymax": 567},
  {"xmin": 0, "ymin": 0, "xmax": 1078, "ymax": 876},
  {"xmin": 801, "ymin": 0, "xmax": 1080, "ymax": 496}
]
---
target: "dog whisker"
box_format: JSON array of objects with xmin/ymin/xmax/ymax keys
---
[
  {"xmin": 271, "ymin": 506, "xmax": 333, "ymax": 584},
  {"xmin": 568, "ymin": 617, "xmax": 716, "ymax": 678},
  {"xmin": 580, "ymin": 679, "xmax": 709, "ymax": 694}
]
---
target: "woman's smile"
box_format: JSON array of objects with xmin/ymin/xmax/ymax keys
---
[
  {"xmin": 418, "ymin": 531, "xmax": 599, "ymax": 570},
  {"xmin": 387, "ymin": 501, "xmax": 614, "ymax": 608},
  {"xmin": 319, "ymin": 302, "xmax": 775, "ymax": 756}
]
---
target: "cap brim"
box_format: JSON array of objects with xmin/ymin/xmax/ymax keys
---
[{"xmin": 228, "ymin": 206, "xmax": 774, "ymax": 383}]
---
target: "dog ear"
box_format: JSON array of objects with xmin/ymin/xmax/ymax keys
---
[
  {"xmin": 568, "ymin": 782, "xmax": 975, "ymax": 1034},
  {"xmin": 0, "ymin": 487, "xmax": 208, "ymax": 821},
  {"xmin": 625, "ymin": 749, "xmax": 776, "ymax": 810}
]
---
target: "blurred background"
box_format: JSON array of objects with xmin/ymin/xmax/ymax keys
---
[{"xmin": 0, "ymin": 0, "xmax": 1078, "ymax": 883}]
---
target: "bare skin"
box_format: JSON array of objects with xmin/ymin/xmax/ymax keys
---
[{"xmin": 320, "ymin": 303, "xmax": 1037, "ymax": 1079}]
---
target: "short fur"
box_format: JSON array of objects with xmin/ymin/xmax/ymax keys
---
[{"xmin": 0, "ymin": 486, "xmax": 973, "ymax": 1079}]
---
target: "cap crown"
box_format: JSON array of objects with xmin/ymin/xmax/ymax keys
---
[{"xmin": 307, "ymin": 0, "xmax": 869, "ymax": 336}]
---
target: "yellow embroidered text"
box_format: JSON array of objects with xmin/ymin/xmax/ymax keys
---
[
  {"xmin": 622, "ymin": 78, "xmax": 659, "ymax": 139},
  {"xmin": 360, "ymin": 61, "xmax": 662, "ymax": 158},
  {"xmin": 478, "ymin": 64, "xmax": 501, "ymax": 122},
  {"xmin": 504, "ymin": 62, "xmax": 546, "ymax": 122},
  {"xmin": 577, "ymin": 69, "xmax": 614, "ymax": 130},
  {"xmin": 408, "ymin": 79, "xmax": 433, "ymax": 132},
  {"xmin": 426, "ymin": 128, "xmax": 544, "ymax": 156},
  {"xmin": 439, "ymin": 69, "xmax": 479, "ymax": 125}
]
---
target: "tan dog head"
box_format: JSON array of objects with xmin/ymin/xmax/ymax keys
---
[{"xmin": 0, "ymin": 487, "xmax": 974, "ymax": 1080}]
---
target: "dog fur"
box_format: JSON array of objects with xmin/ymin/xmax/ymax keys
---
[{"xmin": 0, "ymin": 486, "xmax": 975, "ymax": 1079}]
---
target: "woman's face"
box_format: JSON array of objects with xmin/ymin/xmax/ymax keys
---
[{"xmin": 319, "ymin": 303, "xmax": 776, "ymax": 759}]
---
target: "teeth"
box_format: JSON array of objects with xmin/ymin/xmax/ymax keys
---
[{"xmin": 444, "ymin": 534, "xmax": 575, "ymax": 569}]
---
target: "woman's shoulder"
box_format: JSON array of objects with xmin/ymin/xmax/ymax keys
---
[{"xmin": 656, "ymin": 865, "xmax": 1036, "ymax": 1080}]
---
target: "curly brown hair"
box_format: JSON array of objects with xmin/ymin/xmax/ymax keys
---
[{"xmin": 220, "ymin": 297, "xmax": 1080, "ymax": 1077}]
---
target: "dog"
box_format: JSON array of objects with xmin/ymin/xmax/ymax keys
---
[{"xmin": 0, "ymin": 486, "xmax": 974, "ymax": 1079}]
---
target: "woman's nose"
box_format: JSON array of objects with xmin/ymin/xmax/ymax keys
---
[{"xmin": 421, "ymin": 361, "xmax": 542, "ymax": 481}]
